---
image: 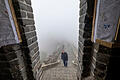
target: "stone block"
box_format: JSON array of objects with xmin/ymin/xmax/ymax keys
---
[
  {"xmin": 28, "ymin": 41, "xmax": 38, "ymax": 51},
  {"xmin": 27, "ymin": 13, "xmax": 34, "ymax": 18},
  {"xmin": 96, "ymin": 62, "xmax": 107, "ymax": 72},
  {"xmin": 96, "ymin": 52, "xmax": 110, "ymax": 64},
  {"xmin": 80, "ymin": 2, "xmax": 87, "ymax": 16},
  {"xmin": 20, "ymin": 67, "xmax": 27, "ymax": 80},
  {"xmin": 79, "ymin": 23, "xmax": 92, "ymax": 32},
  {"xmin": 13, "ymin": 1, "xmax": 33, "ymax": 12},
  {"xmin": 6, "ymin": 52, "xmax": 17, "ymax": 61},
  {"xmin": 31, "ymin": 51, "xmax": 39, "ymax": 62},
  {"xmin": 32, "ymin": 56, "xmax": 40, "ymax": 68},
  {"xmin": 2, "ymin": 44, "xmax": 21, "ymax": 53},
  {"xmin": 24, "ymin": 31, "xmax": 36, "ymax": 39},
  {"xmin": 18, "ymin": 19, "xmax": 35, "ymax": 26},
  {"xmin": 25, "ymin": 0, "xmax": 31, "ymax": 5},
  {"xmin": 15, "ymin": 11, "xmax": 27, "ymax": 18},
  {"xmin": 79, "ymin": 29, "xmax": 91, "ymax": 39},
  {"xmin": 79, "ymin": 14, "xmax": 86, "ymax": 23},
  {"xmin": 94, "ymin": 69, "xmax": 106, "ymax": 80},
  {"xmin": 98, "ymin": 45, "xmax": 112, "ymax": 55},
  {"xmin": 80, "ymin": 0, "xmax": 87, "ymax": 8}
]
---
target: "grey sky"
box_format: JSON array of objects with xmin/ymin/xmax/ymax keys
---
[{"xmin": 31, "ymin": 0, "xmax": 79, "ymax": 59}]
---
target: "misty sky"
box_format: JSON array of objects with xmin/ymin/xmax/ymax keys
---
[{"xmin": 31, "ymin": 0, "xmax": 79, "ymax": 59}]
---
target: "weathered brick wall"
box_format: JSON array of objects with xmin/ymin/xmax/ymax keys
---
[
  {"xmin": 92, "ymin": 45, "xmax": 120, "ymax": 80},
  {"xmin": 0, "ymin": 44, "xmax": 27, "ymax": 80},
  {"xmin": 78, "ymin": 0, "xmax": 120, "ymax": 80},
  {"xmin": 0, "ymin": 0, "xmax": 41, "ymax": 80},
  {"xmin": 90, "ymin": 43, "xmax": 99, "ymax": 77},
  {"xmin": 78, "ymin": 0, "xmax": 95, "ymax": 79},
  {"xmin": 12, "ymin": 0, "xmax": 41, "ymax": 80},
  {"xmin": 93, "ymin": 45, "xmax": 111, "ymax": 80}
]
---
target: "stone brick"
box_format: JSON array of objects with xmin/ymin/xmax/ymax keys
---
[
  {"xmin": 28, "ymin": 41, "xmax": 38, "ymax": 51},
  {"xmin": 98, "ymin": 45, "xmax": 112, "ymax": 55},
  {"xmin": 31, "ymin": 51, "xmax": 39, "ymax": 62},
  {"xmin": 2, "ymin": 44, "xmax": 21, "ymax": 53},
  {"xmin": 25, "ymin": 0, "xmax": 31, "ymax": 5},
  {"xmin": 9, "ymin": 60, "xmax": 24, "ymax": 79},
  {"xmin": 32, "ymin": 55, "xmax": 40, "ymax": 68},
  {"xmin": 80, "ymin": 14, "xmax": 90, "ymax": 24},
  {"xmin": 27, "ymin": 36, "xmax": 37, "ymax": 45},
  {"xmin": 79, "ymin": 23, "xmax": 92, "ymax": 32},
  {"xmin": 94, "ymin": 69, "xmax": 106, "ymax": 79},
  {"xmin": 20, "ymin": 67, "xmax": 27, "ymax": 80},
  {"xmin": 22, "ymin": 36, "xmax": 37, "ymax": 46},
  {"xmin": 13, "ymin": 1, "xmax": 33, "ymax": 12},
  {"xmin": 79, "ymin": 29, "xmax": 91, "ymax": 39},
  {"xmin": 6, "ymin": 52, "xmax": 17, "ymax": 61},
  {"xmin": 15, "ymin": 11, "xmax": 27, "ymax": 18},
  {"xmin": 24, "ymin": 31, "xmax": 36, "ymax": 39},
  {"xmin": 79, "ymin": 35, "xmax": 91, "ymax": 45},
  {"xmin": 79, "ymin": 14, "xmax": 86, "ymax": 23},
  {"xmin": 80, "ymin": 2, "xmax": 87, "ymax": 15},
  {"xmin": 96, "ymin": 62, "xmax": 107, "ymax": 72},
  {"xmin": 18, "ymin": 19, "xmax": 35, "ymax": 26},
  {"xmin": 80, "ymin": 0, "xmax": 87, "ymax": 8},
  {"xmin": 96, "ymin": 52, "xmax": 110, "ymax": 64},
  {"xmin": 78, "ymin": 40, "xmax": 84, "ymax": 51},
  {"xmin": 22, "ymin": 25, "xmax": 36, "ymax": 32},
  {"xmin": 27, "ymin": 13, "xmax": 34, "ymax": 18}
]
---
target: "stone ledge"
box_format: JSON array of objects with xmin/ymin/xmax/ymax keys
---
[
  {"xmin": 41, "ymin": 60, "xmax": 60, "ymax": 70},
  {"xmin": 72, "ymin": 60, "xmax": 78, "ymax": 66}
]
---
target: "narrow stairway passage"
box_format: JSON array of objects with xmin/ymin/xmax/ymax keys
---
[{"xmin": 42, "ymin": 43, "xmax": 77, "ymax": 80}]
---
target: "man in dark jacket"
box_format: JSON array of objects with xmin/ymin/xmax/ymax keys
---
[{"xmin": 61, "ymin": 50, "xmax": 68, "ymax": 67}]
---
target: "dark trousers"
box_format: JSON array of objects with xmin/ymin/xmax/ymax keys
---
[{"xmin": 63, "ymin": 60, "xmax": 68, "ymax": 67}]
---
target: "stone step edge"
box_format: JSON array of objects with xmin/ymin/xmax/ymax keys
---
[{"xmin": 41, "ymin": 60, "xmax": 61, "ymax": 69}]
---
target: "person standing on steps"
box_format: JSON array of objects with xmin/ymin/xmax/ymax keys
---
[{"xmin": 61, "ymin": 50, "xmax": 68, "ymax": 67}]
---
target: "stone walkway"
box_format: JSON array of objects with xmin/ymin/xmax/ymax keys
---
[{"xmin": 41, "ymin": 43, "xmax": 77, "ymax": 80}]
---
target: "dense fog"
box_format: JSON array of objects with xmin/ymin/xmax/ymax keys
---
[{"xmin": 31, "ymin": 0, "xmax": 79, "ymax": 61}]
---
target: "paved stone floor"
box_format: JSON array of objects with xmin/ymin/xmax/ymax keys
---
[{"xmin": 42, "ymin": 43, "xmax": 77, "ymax": 80}]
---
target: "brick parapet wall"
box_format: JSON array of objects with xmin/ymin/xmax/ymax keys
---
[
  {"xmin": 93, "ymin": 45, "xmax": 111, "ymax": 80},
  {"xmin": 12, "ymin": 0, "xmax": 41, "ymax": 80},
  {"xmin": 90, "ymin": 43, "xmax": 99, "ymax": 77},
  {"xmin": 0, "ymin": 44, "xmax": 26, "ymax": 80},
  {"xmin": 93, "ymin": 45, "xmax": 120, "ymax": 80},
  {"xmin": 0, "ymin": 0, "xmax": 41, "ymax": 80},
  {"xmin": 78, "ymin": 0, "xmax": 94, "ymax": 79},
  {"xmin": 78, "ymin": 0, "xmax": 120, "ymax": 80}
]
